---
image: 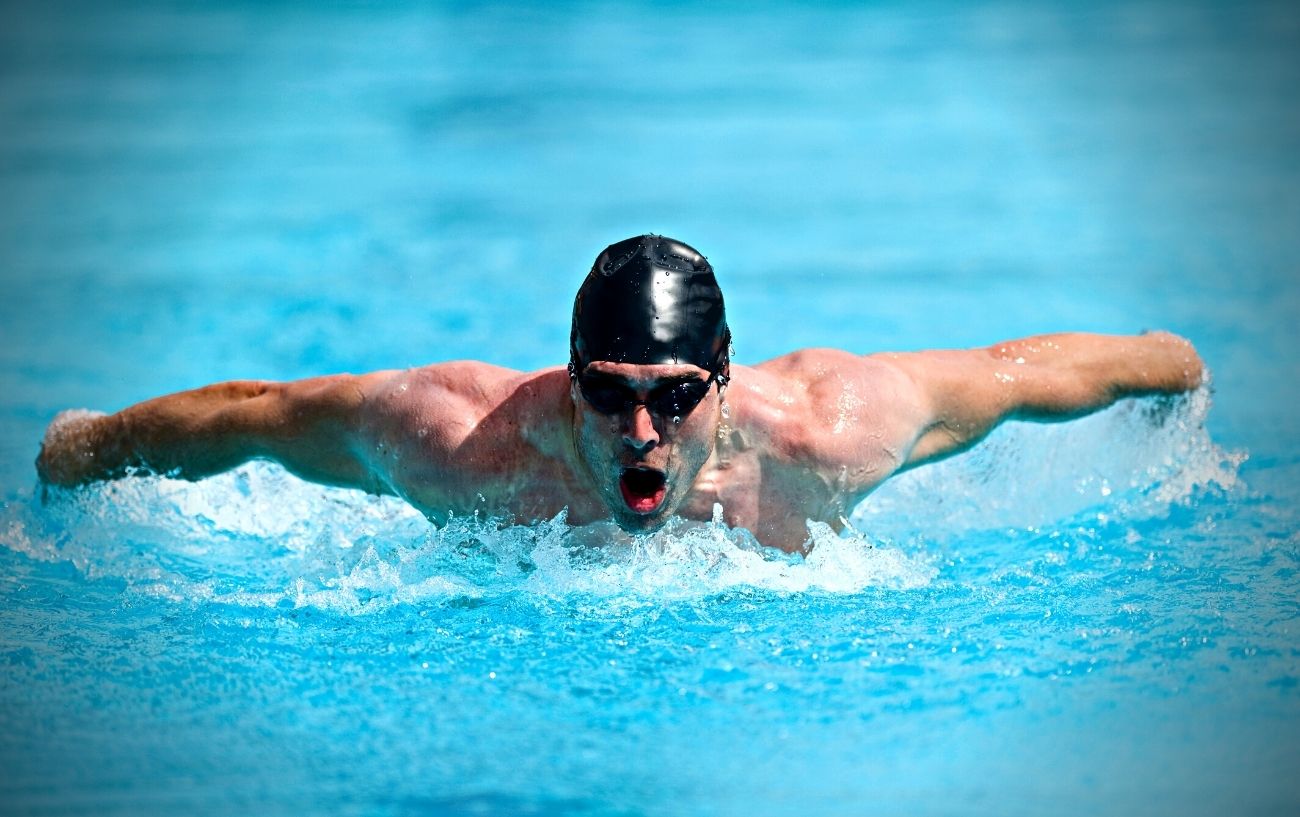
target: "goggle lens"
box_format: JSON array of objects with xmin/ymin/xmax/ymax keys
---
[{"xmin": 579, "ymin": 376, "xmax": 714, "ymax": 417}]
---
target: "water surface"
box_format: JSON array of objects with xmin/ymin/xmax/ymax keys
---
[{"xmin": 1, "ymin": 1, "xmax": 1297, "ymax": 815}]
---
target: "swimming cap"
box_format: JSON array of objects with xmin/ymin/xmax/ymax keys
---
[{"xmin": 570, "ymin": 235, "xmax": 730, "ymax": 378}]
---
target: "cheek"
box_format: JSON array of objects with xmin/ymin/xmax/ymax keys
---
[
  {"xmin": 667, "ymin": 411, "xmax": 716, "ymax": 458},
  {"xmin": 576, "ymin": 412, "xmax": 620, "ymax": 455}
]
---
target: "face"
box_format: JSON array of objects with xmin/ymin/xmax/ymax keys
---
[{"xmin": 570, "ymin": 360, "xmax": 722, "ymax": 532}]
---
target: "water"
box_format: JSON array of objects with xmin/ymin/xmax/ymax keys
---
[{"xmin": 2, "ymin": 1, "xmax": 1298, "ymax": 815}]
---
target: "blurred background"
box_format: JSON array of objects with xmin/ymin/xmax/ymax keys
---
[
  {"xmin": 2, "ymin": 0, "xmax": 1296, "ymax": 466},
  {"xmin": 1, "ymin": 1, "xmax": 1298, "ymax": 815}
]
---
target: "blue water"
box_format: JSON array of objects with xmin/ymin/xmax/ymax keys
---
[{"xmin": 2, "ymin": 1, "xmax": 1298, "ymax": 815}]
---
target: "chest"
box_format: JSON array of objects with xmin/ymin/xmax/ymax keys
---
[
  {"xmin": 387, "ymin": 432, "xmax": 600, "ymax": 526},
  {"xmin": 679, "ymin": 446, "xmax": 847, "ymax": 553}
]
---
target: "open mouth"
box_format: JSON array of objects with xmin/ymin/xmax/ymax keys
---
[{"xmin": 619, "ymin": 467, "xmax": 667, "ymax": 514}]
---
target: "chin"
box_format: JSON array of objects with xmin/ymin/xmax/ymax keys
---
[
  {"xmin": 612, "ymin": 509, "xmax": 672, "ymax": 534},
  {"xmin": 600, "ymin": 463, "xmax": 682, "ymax": 533},
  {"xmin": 607, "ymin": 485, "xmax": 680, "ymax": 534}
]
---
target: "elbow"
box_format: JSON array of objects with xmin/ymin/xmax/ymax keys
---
[
  {"xmin": 1176, "ymin": 340, "xmax": 1205, "ymax": 391},
  {"xmin": 1143, "ymin": 331, "xmax": 1204, "ymax": 393},
  {"xmin": 35, "ymin": 409, "xmax": 119, "ymax": 487}
]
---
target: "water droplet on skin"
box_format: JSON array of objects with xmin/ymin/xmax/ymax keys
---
[
  {"xmin": 721, "ymin": 400, "xmax": 731, "ymax": 419},
  {"xmin": 672, "ymin": 416, "xmax": 682, "ymax": 425}
]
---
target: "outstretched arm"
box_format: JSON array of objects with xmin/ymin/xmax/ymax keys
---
[
  {"xmin": 36, "ymin": 373, "xmax": 394, "ymax": 492},
  {"xmin": 881, "ymin": 331, "xmax": 1204, "ymax": 469}
]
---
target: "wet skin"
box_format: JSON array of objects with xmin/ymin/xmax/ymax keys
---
[
  {"xmin": 568, "ymin": 362, "xmax": 722, "ymax": 533},
  {"xmin": 36, "ymin": 332, "xmax": 1205, "ymax": 553}
]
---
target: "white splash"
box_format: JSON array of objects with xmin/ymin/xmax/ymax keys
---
[
  {"xmin": 2, "ymin": 385, "xmax": 1238, "ymax": 613},
  {"xmin": 2, "ymin": 465, "xmax": 935, "ymax": 614},
  {"xmin": 853, "ymin": 383, "xmax": 1243, "ymax": 538}
]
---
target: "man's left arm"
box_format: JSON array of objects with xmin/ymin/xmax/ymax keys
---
[{"xmin": 878, "ymin": 331, "xmax": 1204, "ymax": 469}]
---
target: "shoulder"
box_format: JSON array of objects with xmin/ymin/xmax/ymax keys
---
[
  {"xmin": 358, "ymin": 363, "xmax": 573, "ymax": 495},
  {"xmin": 363, "ymin": 363, "xmax": 568, "ymax": 433},
  {"xmin": 753, "ymin": 348, "xmax": 919, "ymax": 391},
  {"xmin": 362, "ymin": 362, "xmax": 538, "ymax": 414},
  {"xmin": 748, "ymin": 349, "xmax": 928, "ymax": 426},
  {"xmin": 731, "ymin": 351, "xmax": 928, "ymax": 470}
]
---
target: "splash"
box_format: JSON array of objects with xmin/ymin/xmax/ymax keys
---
[
  {"xmin": 2, "ymin": 386, "xmax": 1239, "ymax": 613},
  {"xmin": 853, "ymin": 383, "xmax": 1243, "ymax": 539},
  {"xmin": 522, "ymin": 508, "xmax": 933, "ymax": 601},
  {"xmin": 2, "ymin": 467, "xmax": 934, "ymax": 614}
]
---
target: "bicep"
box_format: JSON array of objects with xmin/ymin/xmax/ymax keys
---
[
  {"xmin": 871, "ymin": 350, "xmax": 1038, "ymax": 470},
  {"xmin": 864, "ymin": 351, "xmax": 1015, "ymax": 470},
  {"xmin": 885, "ymin": 339, "xmax": 1143, "ymax": 469},
  {"xmin": 222, "ymin": 373, "xmax": 393, "ymax": 492},
  {"xmin": 759, "ymin": 351, "xmax": 1014, "ymax": 498}
]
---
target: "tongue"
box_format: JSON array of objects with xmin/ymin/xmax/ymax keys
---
[{"xmin": 620, "ymin": 470, "xmax": 667, "ymax": 513}]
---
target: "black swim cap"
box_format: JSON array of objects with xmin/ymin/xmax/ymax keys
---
[{"xmin": 570, "ymin": 235, "xmax": 730, "ymax": 379}]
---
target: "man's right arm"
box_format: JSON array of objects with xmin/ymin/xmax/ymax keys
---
[{"xmin": 36, "ymin": 373, "xmax": 396, "ymax": 493}]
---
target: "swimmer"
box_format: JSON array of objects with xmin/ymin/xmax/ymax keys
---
[{"xmin": 35, "ymin": 235, "xmax": 1204, "ymax": 553}]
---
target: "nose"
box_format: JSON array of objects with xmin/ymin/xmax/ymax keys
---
[{"xmin": 622, "ymin": 405, "xmax": 660, "ymax": 454}]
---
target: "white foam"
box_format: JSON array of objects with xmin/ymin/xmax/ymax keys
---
[
  {"xmin": 521, "ymin": 507, "xmax": 935, "ymax": 601},
  {"xmin": 3, "ymin": 471, "xmax": 936, "ymax": 614},
  {"xmin": 853, "ymin": 383, "xmax": 1243, "ymax": 539},
  {"xmin": 3, "ymin": 386, "xmax": 1240, "ymax": 613},
  {"xmin": 40, "ymin": 408, "xmax": 107, "ymax": 446}
]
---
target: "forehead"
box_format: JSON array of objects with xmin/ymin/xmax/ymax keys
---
[{"xmin": 581, "ymin": 361, "xmax": 710, "ymax": 387}]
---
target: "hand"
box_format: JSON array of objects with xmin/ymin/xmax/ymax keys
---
[{"xmin": 35, "ymin": 409, "xmax": 110, "ymax": 486}]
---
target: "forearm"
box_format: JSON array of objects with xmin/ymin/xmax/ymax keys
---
[
  {"xmin": 989, "ymin": 331, "xmax": 1203, "ymax": 420},
  {"xmin": 894, "ymin": 330, "xmax": 1204, "ymax": 468},
  {"xmin": 36, "ymin": 381, "xmax": 274, "ymax": 487}
]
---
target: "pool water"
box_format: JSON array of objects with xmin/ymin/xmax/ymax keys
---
[{"xmin": 2, "ymin": 1, "xmax": 1298, "ymax": 815}]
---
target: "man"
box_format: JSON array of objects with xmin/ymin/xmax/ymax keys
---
[{"xmin": 36, "ymin": 235, "xmax": 1204, "ymax": 553}]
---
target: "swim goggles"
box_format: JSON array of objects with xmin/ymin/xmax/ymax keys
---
[{"xmin": 577, "ymin": 372, "xmax": 719, "ymax": 417}]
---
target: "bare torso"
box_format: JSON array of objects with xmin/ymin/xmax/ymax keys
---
[
  {"xmin": 35, "ymin": 331, "xmax": 1203, "ymax": 554},
  {"xmin": 357, "ymin": 351, "xmax": 924, "ymax": 552}
]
